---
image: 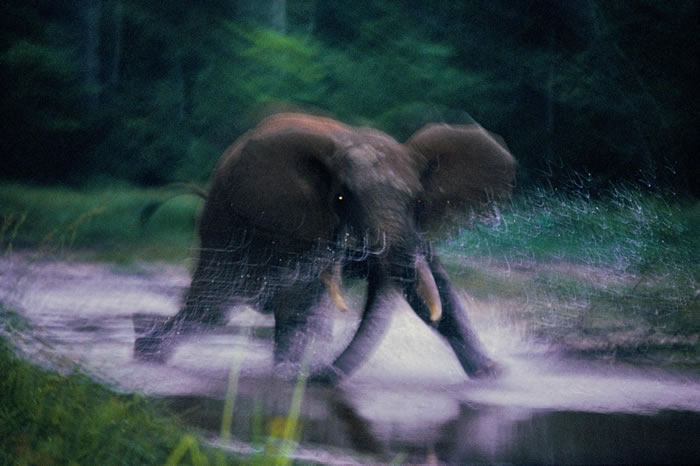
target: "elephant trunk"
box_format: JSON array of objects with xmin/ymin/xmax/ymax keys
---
[
  {"xmin": 310, "ymin": 247, "xmax": 444, "ymax": 384},
  {"xmin": 310, "ymin": 267, "xmax": 395, "ymax": 384}
]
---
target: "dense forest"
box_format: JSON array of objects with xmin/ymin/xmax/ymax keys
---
[{"xmin": 1, "ymin": 0, "xmax": 698, "ymax": 195}]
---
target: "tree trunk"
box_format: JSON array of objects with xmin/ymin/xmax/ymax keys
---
[
  {"xmin": 81, "ymin": 0, "xmax": 102, "ymax": 113},
  {"xmin": 109, "ymin": 0, "xmax": 123, "ymax": 86}
]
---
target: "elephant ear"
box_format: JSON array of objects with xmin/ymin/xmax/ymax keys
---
[
  {"xmin": 219, "ymin": 114, "xmax": 350, "ymax": 241},
  {"xmin": 407, "ymin": 123, "xmax": 516, "ymax": 229}
]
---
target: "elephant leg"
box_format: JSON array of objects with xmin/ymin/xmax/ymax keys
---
[
  {"xmin": 171, "ymin": 246, "xmax": 239, "ymax": 327},
  {"xmin": 309, "ymin": 271, "xmax": 394, "ymax": 384},
  {"xmin": 405, "ymin": 258, "xmax": 499, "ymax": 378},
  {"xmin": 265, "ymin": 281, "xmax": 328, "ymax": 367},
  {"xmin": 134, "ymin": 244, "xmax": 238, "ymax": 361}
]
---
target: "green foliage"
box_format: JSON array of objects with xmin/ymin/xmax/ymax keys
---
[
  {"xmin": 1, "ymin": 1, "xmax": 696, "ymax": 193},
  {"xmin": 0, "ymin": 332, "xmax": 220, "ymax": 465}
]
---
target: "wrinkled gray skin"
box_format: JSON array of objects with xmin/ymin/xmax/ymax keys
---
[{"xmin": 134, "ymin": 113, "xmax": 516, "ymax": 384}]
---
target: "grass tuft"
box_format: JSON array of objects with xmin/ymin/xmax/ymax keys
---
[{"xmin": 0, "ymin": 332, "xmax": 223, "ymax": 465}]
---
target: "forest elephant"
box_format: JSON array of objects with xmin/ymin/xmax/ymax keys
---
[{"xmin": 134, "ymin": 112, "xmax": 516, "ymax": 384}]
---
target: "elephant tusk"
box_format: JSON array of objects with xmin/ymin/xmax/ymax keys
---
[
  {"xmin": 416, "ymin": 256, "xmax": 442, "ymax": 322},
  {"xmin": 321, "ymin": 264, "xmax": 348, "ymax": 312}
]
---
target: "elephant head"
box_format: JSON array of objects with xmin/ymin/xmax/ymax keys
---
[{"xmin": 134, "ymin": 113, "xmax": 515, "ymax": 384}]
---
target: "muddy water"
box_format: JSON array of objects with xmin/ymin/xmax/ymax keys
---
[{"xmin": 2, "ymin": 255, "xmax": 699, "ymax": 463}]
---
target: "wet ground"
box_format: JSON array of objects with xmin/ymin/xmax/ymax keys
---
[{"xmin": 2, "ymin": 254, "xmax": 700, "ymax": 464}]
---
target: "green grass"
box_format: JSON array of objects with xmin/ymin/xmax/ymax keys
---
[
  {"xmin": 444, "ymin": 186, "xmax": 700, "ymax": 272},
  {"xmin": 440, "ymin": 187, "xmax": 699, "ymax": 365},
  {"xmin": 1, "ymin": 305, "xmax": 313, "ymax": 465},
  {"xmin": 0, "ymin": 333, "xmax": 217, "ymax": 465},
  {"xmin": 0, "ymin": 182, "xmax": 201, "ymax": 263},
  {"xmin": 0, "ymin": 337, "xmax": 315, "ymax": 466}
]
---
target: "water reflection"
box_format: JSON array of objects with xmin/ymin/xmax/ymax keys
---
[{"xmin": 162, "ymin": 374, "xmax": 700, "ymax": 464}]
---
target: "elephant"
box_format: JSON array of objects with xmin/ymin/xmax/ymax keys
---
[{"xmin": 134, "ymin": 112, "xmax": 516, "ymax": 384}]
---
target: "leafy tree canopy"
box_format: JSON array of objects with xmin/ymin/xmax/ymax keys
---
[{"xmin": 1, "ymin": 0, "xmax": 697, "ymax": 195}]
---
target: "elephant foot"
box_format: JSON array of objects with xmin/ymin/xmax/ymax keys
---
[
  {"xmin": 134, "ymin": 334, "xmax": 174, "ymax": 363},
  {"xmin": 307, "ymin": 365, "xmax": 344, "ymax": 386},
  {"xmin": 133, "ymin": 312, "xmax": 220, "ymax": 363},
  {"xmin": 133, "ymin": 313, "xmax": 177, "ymax": 363},
  {"xmin": 470, "ymin": 358, "xmax": 503, "ymax": 379}
]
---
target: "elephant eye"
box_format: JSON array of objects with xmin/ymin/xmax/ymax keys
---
[
  {"xmin": 414, "ymin": 197, "xmax": 425, "ymax": 219},
  {"xmin": 333, "ymin": 192, "xmax": 348, "ymax": 210},
  {"xmin": 332, "ymin": 187, "xmax": 353, "ymax": 215}
]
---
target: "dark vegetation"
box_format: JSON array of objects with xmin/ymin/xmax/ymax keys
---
[{"xmin": 1, "ymin": 1, "xmax": 697, "ymax": 195}]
